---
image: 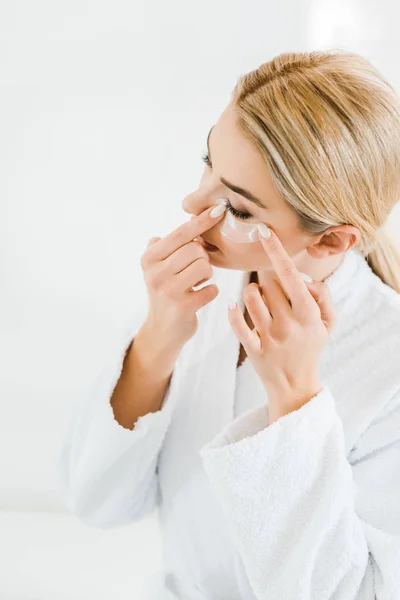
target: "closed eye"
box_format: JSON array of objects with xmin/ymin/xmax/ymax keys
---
[{"xmin": 225, "ymin": 200, "xmax": 252, "ymax": 220}]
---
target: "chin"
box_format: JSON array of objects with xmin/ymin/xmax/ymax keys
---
[
  {"xmin": 208, "ymin": 253, "xmax": 244, "ymax": 271},
  {"xmin": 208, "ymin": 252, "xmax": 229, "ymax": 268},
  {"xmin": 208, "ymin": 252, "xmax": 223, "ymax": 265}
]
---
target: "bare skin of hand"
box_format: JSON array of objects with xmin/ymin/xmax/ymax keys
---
[{"xmin": 228, "ymin": 225, "xmax": 336, "ymax": 423}]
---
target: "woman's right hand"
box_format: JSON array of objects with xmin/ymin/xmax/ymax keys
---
[{"xmin": 140, "ymin": 204, "xmax": 226, "ymax": 351}]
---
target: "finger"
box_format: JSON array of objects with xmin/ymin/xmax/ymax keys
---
[
  {"xmin": 305, "ymin": 281, "xmax": 337, "ymax": 332},
  {"xmin": 163, "ymin": 241, "xmax": 209, "ymax": 275},
  {"xmin": 147, "ymin": 204, "xmax": 227, "ymax": 262},
  {"xmin": 261, "ymin": 279, "xmax": 292, "ymax": 325},
  {"xmin": 174, "ymin": 257, "xmax": 213, "ymax": 293},
  {"xmin": 257, "ymin": 226, "xmax": 314, "ymax": 312},
  {"xmin": 147, "ymin": 236, "xmax": 162, "ymax": 248},
  {"xmin": 242, "ymin": 283, "xmax": 272, "ymax": 335},
  {"xmin": 228, "ymin": 301, "xmax": 262, "ymax": 353}
]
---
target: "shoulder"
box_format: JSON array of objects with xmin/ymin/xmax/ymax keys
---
[
  {"xmin": 333, "ymin": 256, "xmax": 400, "ymax": 347},
  {"xmin": 322, "ymin": 260, "xmax": 400, "ymax": 445},
  {"xmin": 361, "ymin": 271, "xmax": 400, "ymax": 338}
]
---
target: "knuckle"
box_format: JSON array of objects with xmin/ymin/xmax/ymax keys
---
[
  {"xmin": 197, "ymin": 257, "xmax": 210, "ymax": 272},
  {"xmin": 268, "ymin": 238, "xmax": 280, "ymax": 253},
  {"xmin": 310, "ymin": 301, "xmax": 321, "ymax": 318},
  {"xmin": 201, "ymin": 284, "xmax": 218, "ymax": 301},
  {"xmin": 304, "ymin": 299, "xmax": 320, "ymax": 320},
  {"xmin": 243, "ymin": 283, "xmax": 260, "ymax": 301},
  {"xmin": 140, "ymin": 252, "xmax": 150, "ymax": 270},
  {"xmin": 243, "ymin": 282, "xmax": 259, "ymax": 296},
  {"xmin": 261, "ymin": 336, "xmax": 272, "ymax": 351},
  {"xmin": 275, "ymin": 321, "xmax": 292, "ymax": 341},
  {"xmin": 171, "ymin": 228, "xmax": 184, "ymax": 245},
  {"xmin": 282, "ymin": 261, "xmax": 295, "ymax": 277},
  {"xmin": 302, "ymin": 313, "xmax": 315, "ymax": 327},
  {"xmin": 147, "ymin": 236, "xmax": 161, "ymax": 246},
  {"xmin": 196, "ymin": 263, "xmax": 213, "ymax": 282},
  {"xmin": 193, "ymin": 242, "xmax": 208, "ymax": 260},
  {"xmin": 148, "ymin": 269, "xmax": 164, "ymax": 291},
  {"xmin": 198, "ymin": 214, "xmax": 210, "ymax": 229}
]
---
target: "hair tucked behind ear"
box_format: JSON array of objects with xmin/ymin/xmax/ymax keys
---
[{"xmin": 231, "ymin": 49, "xmax": 400, "ymax": 293}]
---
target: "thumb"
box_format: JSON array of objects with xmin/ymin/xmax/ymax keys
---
[{"xmin": 305, "ymin": 281, "xmax": 336, "ymax": 333}]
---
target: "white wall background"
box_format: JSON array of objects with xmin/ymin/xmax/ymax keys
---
[{"xmin": 1, "ymin": 0, "xmax": 399, "ymax": 598}]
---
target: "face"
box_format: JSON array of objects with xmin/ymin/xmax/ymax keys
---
[{"xmin": 182, "ymin": 103, "xmax": 314, "ymax": 273}]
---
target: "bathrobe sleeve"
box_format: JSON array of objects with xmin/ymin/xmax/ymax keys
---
[
  {"xmin": 57, "ymin": 312, "xmax": 180, "ymax": 529},
  {"xmin": 199, "ymin": 385, "xmax": 400, "ymax": 599}
]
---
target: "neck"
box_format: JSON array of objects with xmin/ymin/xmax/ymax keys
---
[{"xmin": 255, "ymin": 252, "xmax": 346, "ymax": 286}]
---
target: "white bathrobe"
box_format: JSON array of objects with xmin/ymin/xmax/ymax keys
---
[{"xmin": 58, "ymin": 249, "xmax": 400, "ymax": 599}]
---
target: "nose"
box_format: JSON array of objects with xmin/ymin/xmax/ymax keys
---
[{"xmin": 182, "ymin": 191, "xmax": 212, "ymax": 217}]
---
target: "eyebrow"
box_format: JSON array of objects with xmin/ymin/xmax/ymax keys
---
[{"xmin": 206, "ymin": 126, "xmax": 266, "ymax": 210}]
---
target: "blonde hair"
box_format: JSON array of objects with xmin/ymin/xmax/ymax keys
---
[{"xmin": 232, "ymin": 49, "xmax": 400, "ymax": 293}]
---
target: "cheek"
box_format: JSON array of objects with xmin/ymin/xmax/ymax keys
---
[
  {"xmin": 219, "ymin": 236, "xmax": 256, "ymax": 254},
  {"xmin": 220, "ymin": 237, "xmax": 270, "ymax": 261}
]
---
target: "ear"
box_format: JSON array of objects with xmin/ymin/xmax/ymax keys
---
[{"xmin": 306, "ymin": 225, "xmax": 360, "ymax": 259}]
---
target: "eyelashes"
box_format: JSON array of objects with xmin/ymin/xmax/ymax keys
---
[
  {"xmin": 225, "ymin": 200, "xmax": 252, "ymax": 220},
  {"xmin": 201, "ymin": 151, "xmax": 211, "ymax": 167},
  {"xmin": 201, "ymin": 152, "xmax": 253, "ymax": 220}
]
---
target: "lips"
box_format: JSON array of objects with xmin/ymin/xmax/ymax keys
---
[{"xmin": 196, "ymin": 235, "xmax": 219, "ymax": 252}]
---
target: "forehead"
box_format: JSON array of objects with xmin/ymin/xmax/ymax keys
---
[{"xmin": 212, "ymin": 104, "xmax": 280, "ymax": 206}]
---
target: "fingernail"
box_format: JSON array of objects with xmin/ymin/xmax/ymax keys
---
[
  {"xmin": 257, "ymin": 223, "xmax": 271, "ymax": 238},
  {"xmin": 299, "ymin": 272, "xmax": 313, "ymax": 282},
  {"xmin": 210, "ymin": 204, "xmax": 226, "ymax": 218},
  {"xmin": 228, "ymin": 298, "xmax": 237, "ymax": 310}
]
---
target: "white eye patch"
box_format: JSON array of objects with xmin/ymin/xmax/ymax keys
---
[{"xmin": 216, "ymin": 199, "xmax": 261, "ymax": 244}]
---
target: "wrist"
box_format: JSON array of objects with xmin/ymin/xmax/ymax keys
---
[
  {"xmin": 129, "ymin": 321, "xmax": 181, "ymax": 378},
  {"xmin": 266, "ymin": 379, "xmax": 323, "ymax": 414}
]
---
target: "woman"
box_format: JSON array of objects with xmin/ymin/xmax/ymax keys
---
[{"xmin": 58, "ymin": 49, "xmax": 400, "ymax": 599}]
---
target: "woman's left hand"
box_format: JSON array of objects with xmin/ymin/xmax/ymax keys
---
[{"xmin": 228, "ymin": 226, "xmax": 337, "ymax": 424}]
